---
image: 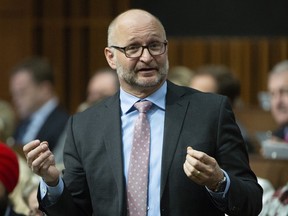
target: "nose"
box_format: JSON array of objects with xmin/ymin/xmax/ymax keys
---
[{"xmin": 139, "ymin": 47, "xmax": 153, "ymax": 62}]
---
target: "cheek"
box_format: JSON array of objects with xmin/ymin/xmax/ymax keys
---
[
  {"xmin": 283, "ymin": 95, "xmax": 288, "ymax": 104},
  {"xmin": 22, "ymin": 93, "xmax": 36, "ymax": 106}
]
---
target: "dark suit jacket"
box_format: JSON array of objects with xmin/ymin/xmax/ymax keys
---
[
  {"xmin": 272, "ymin": 124, "xmax": 288, "ymax": 141},
  {"xmin": 40, "ymin": 81, "xmax": 262, "ymax": 216},
  {"xmin": 14, "ymin": 105, "xmax": 69, "ymax": 151}
]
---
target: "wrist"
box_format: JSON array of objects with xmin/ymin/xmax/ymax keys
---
[
  {"xmin": 44, "ymin": 173, "xmax": 60, "ymax": 187},
  {"xmin": 211, "ymin": 175, "xmax": 227, "ymax": 192}
]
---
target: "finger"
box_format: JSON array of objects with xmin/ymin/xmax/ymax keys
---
[
  {"xmin": 23, "ymin": 140, "xmax": 41, "ymax": 157},
  {"xmin": 40, "ymin": 154, "xmax": 55, "ymax": 171},
  {"xmin": 40, "ymin": 141, "xmax": 49, "ymax": 147},
  {"xmin": 186, "ymin": 150, "xmax": 210, "ymax": 173},
  {"xmin": 26, "ymin": 142, "xmax": 49, "ymax": 167},
  {"xmin": 187, "ymin": 146, "xmax": 213, "ymax": 165},
  {"xmin": 183, "ymin": 162, "xmax": 193, "ymax": 178},
  {"xmin": 31, "ymin": 149, "xmax": 53, "ymax": 173},
  {"xmin": 183, "ymin": 160, "xmax": 199, "ymax": 177},
  {"xmin": 183, "ymin": 163, "xmax": 190, "ymax": 177},
  {"xmin": 183, "ymin": 162, "xmax": 205, "ymax": 180},
  {"xmin": 187, "ymin": 146, "xmax": 205, "ymax": 160}
]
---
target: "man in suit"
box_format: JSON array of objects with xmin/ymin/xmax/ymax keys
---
[
  {"xmin": 76, "ymin": 67, "xmax": 120, "ymax": 112},
  {"xmin": 9, "ymin": 57, "xmax": 69, "ymax": 153},
  {"xmin": 189, "ymin": 64, "xmax": 254, "ymax": 152},
  {"xmin": 23, "ymin": 9, "xmax": 262, "ymax": 216},
  {"xmin": 267, "ymin": 60, "xmax": 288, "ymax": 142}
]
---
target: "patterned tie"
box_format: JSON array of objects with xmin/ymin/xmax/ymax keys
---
[{"xmin": 127, "ymin": 100, "xmax": 152, "ymax": 216}]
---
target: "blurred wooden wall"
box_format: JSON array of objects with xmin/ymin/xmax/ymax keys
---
[
  {"xmin": 168, "ymin": 37, "xmax": 288, "ymax": 104},
  {"xmin": 1, "ymin": 0, "xmax": 288, "ymax": 113}
]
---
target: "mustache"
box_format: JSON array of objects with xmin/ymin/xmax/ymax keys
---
[{"xmin": 275, "ymin": 104, "xmax": 288, "ymax": 111}]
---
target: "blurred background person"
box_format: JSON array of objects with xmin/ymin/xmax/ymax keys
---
[
  {"xmin": 167, "ymin": 65, "xmax": 194, "ymax": 87},
  {"xmin": 256, "ymin": 59, "xmax": 288, "ymax": 215},
  {"xmin": 190, "ymin": 64, "xmax": 241, "ymax": 106},
  {"xmin": 0, "ymin": 99, "xmax": 15, "ymax": 145},
  {"xmin": 22, "ymin": 179, "xmax": 43, "ymax": 216},
  {"xmin": 190, "ymin": 64, "xmax": 254, "ymax": 152},
  {"xmin": 0, "ymin": 142, "xmax": 25, "ymax": 216},
  {"xmin": 267, "ymin": 60, "xmax": 288, "ymax": 142},
  {"xmin": 0, "ymin": 99, "xmax": 34, "ymax": 215},
  {"xmin": 55, "ymin": 67, "xmax": 119, "ymax": 169},
  {"xmin": 9, "ymin": 57, "xmax": 69, "ymax": 152},
  {"xmin": 77, "ymin": 67, "xmax": 119, "ymax": 112},
  {"xmin": 259, "ymin": 181, "xmax": 288, "ymax": 215}
]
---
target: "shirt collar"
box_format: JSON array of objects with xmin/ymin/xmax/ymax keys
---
[
  {"xmin": 30, "ymin": 97, "xmax": 58, "ymax": 121},
  {"xmin": 120, "ymin": 81, "xmax": 167, "ymax": 115}
]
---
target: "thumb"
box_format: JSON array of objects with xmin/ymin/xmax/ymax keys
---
[{"xmin": 187, "ymin": 146, "xmax": 193, "ymax": 151}]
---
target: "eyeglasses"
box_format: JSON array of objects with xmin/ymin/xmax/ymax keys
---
[{"xmin": 110, "ymin": 41, "xmax": 168, "ymax": 58}]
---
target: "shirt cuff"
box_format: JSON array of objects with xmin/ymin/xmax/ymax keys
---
[
  {"xmin": 39, "ymin": 177, "xmax": 64, "ymax": 203},
  {"xmin": 206, "ymin": 170, "xmax": 230, "ymax": 199}
]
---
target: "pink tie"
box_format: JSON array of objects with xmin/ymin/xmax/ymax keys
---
[{"xmin": 127, "ymin": 101, "xmax": 152, "ymax": 216}]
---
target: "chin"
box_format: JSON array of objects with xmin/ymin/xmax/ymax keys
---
[{"xmin": 139, "ymin": 76, "xmax": 163, "ymax": 87}]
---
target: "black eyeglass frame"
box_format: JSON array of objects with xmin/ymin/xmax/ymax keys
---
[{"xmin": 110, "ymin": 40, "xmax": 168, "ymax": 58}]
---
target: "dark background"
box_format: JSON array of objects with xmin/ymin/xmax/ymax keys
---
[{"xmin": 131, "ymin": 0, "xmax": 288, "ymax": 36}]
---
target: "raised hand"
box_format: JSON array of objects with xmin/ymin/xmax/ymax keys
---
[
  {"xmin": 183, "ymin": 146, "xmax": 224, "ymax": 191},
  {"xmin": 23, "ymin": 140, "xmax": 60, "ymax": 186}
]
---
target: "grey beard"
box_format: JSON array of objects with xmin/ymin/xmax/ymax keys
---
[{"xmin": 117, "ymin": 61, "xmax": 169, "ymax": 89}]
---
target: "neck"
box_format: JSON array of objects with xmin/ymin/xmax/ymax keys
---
[{"xmin": 120, "ymin": 80, "xmax": 165, "ymax": 98}]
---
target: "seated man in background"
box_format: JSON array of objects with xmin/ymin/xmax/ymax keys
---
[
  {"xmin": 254, "ymin": 60, "xmax": 288, "ymax": 216},
  {"xmin": 190, "ymin": 64, "xmax": 241, "ymax": 106},
  {"xmin": 268, "ymin": 60, "xmax": 288, "ymax": 142},
  {"xmin": 77, "ymin": 67, "xmax": 119, "ymax": 112},
  {"xmin": 9, "ymin": 57, "xmax": 69, "ymax": 152},
  {"xmin": 190, "ymin": 64, "xmax": 254, "ymax": 152},
  {"xmin": 0, "ymin": 142, "xmax": 25, "ymax": 216}
]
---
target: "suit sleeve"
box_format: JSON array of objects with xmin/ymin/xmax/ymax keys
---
[
  {"xmin": 39, "ymin": 116, "xmax": 93, "ymax": 216},
  {"xmin": 216, "ymin": 98, "xmax": 263, "ymax": 215}
]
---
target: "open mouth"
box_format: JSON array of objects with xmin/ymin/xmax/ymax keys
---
[{"xmin": 137, "ymin": 67, "xmax": 158, "ymax": 74}]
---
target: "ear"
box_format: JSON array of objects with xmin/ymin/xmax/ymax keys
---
[{"xmin": 104, "ymin": 47, "xmax": 117, "ymax": 70}]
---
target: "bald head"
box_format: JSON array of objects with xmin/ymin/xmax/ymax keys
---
[
  {"xmin": 104, "ymin": 9, "xmax": 169, "ymax": 98},
  {"xmin": 107, "ymin": 9, "xmax": 166, "ymax": 46}
]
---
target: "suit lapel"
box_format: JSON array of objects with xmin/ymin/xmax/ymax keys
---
[
  {"xmin": 102, "ymin": 94, "xmax": 126, "ymax": 212},
  {"xmin": 160, "ymin": 82, "xmax": 190, "ymax": 197},
  {"xmin": 98, "ymin": 85, "xmax": 193, "ymax": 209}
]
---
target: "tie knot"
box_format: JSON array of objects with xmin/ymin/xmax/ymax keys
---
[{"xmin": 134, "ymin": 101, "xmax": 152, "ymax": 113}]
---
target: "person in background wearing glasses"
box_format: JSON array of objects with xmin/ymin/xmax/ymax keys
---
[
  {"xmin": 268, "ymin": 60, "xmax": 288, "ymax": 142},
  {"xmin": 23, "ymin": 9, "xmax": 262, "ymax": 216}
]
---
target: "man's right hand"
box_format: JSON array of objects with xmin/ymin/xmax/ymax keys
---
[{"xmin": 23, "ymin": 140, "xmax": 60, "ymax": 186}]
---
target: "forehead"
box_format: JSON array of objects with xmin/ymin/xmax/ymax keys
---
[
  {"xmin": 11, "ymin": 70, "xmax": 33, "ymax": 84},
  {"xmin": 269, "ymin": 71, "xmax": 288, "ymax": 89},
  {"xmin": 191, "ymin": 75, "xmax": 217, "ymax": 91},
  {"xmin": 112, "ymin": 12, "xmax": 165, "ymax": 44},
  {"xmin": 193, "ymin": 74, "xmax": 216, "ymax": 84}
]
